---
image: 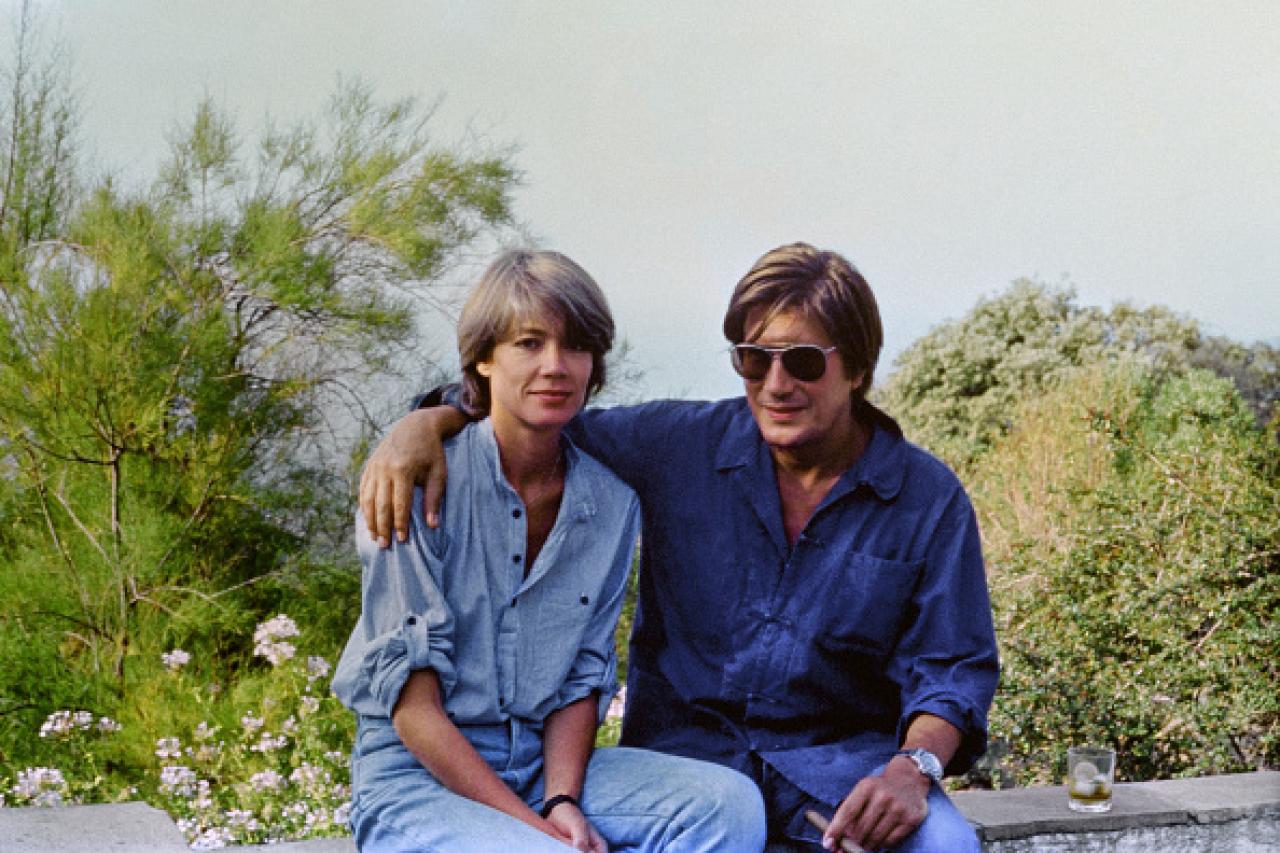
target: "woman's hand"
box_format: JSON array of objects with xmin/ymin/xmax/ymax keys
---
[{"xmin": 546, "ymin": 801, "xmax": 607, "ymax": 853}]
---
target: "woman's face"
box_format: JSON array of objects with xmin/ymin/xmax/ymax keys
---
[{"xmin": 476, "ymin": 310, "xmax": 594, "ymax": 435}]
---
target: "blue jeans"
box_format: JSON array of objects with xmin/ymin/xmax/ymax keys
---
[
  {"xmin": 755, "ymin": 758, "xmax": 979, "ymax": 853},
  {"xmin": 350, "ymin": 717, "xmax": 767, "ymax": 852}
]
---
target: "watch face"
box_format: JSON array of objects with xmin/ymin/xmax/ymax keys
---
[{"xmin": 904, "ymin": 748, "xmax": 943, "ymax": 781}]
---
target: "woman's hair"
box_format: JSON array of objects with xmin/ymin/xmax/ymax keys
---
[
  {"xmin": 458, "ymin": 249, "xmax": 615, "ymax": 415},
  {"xmin": 722, "ymin": 242, "xmax": 882, "ymax": 399}
]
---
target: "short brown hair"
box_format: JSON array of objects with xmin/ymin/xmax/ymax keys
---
[
  {"xmin": 722, "ymin": 242, "xmax": 882, "ymax": 400},
  {"xmin": 457, "ymin": 249, "xmax": 614, "ymax": 415}
]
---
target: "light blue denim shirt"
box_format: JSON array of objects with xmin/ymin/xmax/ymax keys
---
[{"xmin": 332, "ymin": 419, "xmax": 640, "ymax": 728}]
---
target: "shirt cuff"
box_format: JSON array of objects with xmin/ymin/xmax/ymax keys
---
[
  {"xmin": 368, "ymin": 614, "xmax": 458, "ymax": 716},
  {"xmin": 898, "ymin": 694, "xmax": 989, "ymax": 775},
  {"xmin": 557, "ymin": 657, "xmax": 618, "ymax": 723},
  {"xmin": 414, "ymin": 384, "xmax": 481, "ymax": 419}
]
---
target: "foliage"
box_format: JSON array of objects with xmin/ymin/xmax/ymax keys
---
[
  {"xmin": 1, "ymin": 614, "xmax": 355, "ymax": 848},
  {"xmin": 972, "ymin": 362, "xmax": 1280, "ymax": 785},
  {"xmin": 0, "ymin": 7, "xmax": 517, "ymax": 774},
  {"xmin": 874, "ymin": 279, "xmax": 1277, "ymax": 467}
]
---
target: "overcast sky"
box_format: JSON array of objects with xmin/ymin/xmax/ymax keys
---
[{"xmin": 16, "ymin": 0, "xmax": 1280, "ymax": 401}]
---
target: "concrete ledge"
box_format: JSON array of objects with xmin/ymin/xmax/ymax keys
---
[
  {"xmin": 0, "ymin": 800, "xmax": 190, "ymax": 852},
  {"xmin": 1, "ymin": 771, "xmax": 1275, "ymax": 851},
  {"xmin": 952, "ymin": 770, "xmax": 1280, "ymax": 852}
]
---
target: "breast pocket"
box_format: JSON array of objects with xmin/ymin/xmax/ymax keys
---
[{"xmin": 814, "ymin": 553, "xmax": 922, "ymax": 657}]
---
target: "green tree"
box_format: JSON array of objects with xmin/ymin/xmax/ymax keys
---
[
  {"xmin": 872, "ymin": 279, "xmax": 1280, "ymax": 466},
  {"xmin": 0, "ymin": 63, "xmax": 517, "ymax": 751}
]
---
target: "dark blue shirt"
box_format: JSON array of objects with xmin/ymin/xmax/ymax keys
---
[{"xmin": 565, "ymin": 397, "xmax": 999, "ymax": 807}]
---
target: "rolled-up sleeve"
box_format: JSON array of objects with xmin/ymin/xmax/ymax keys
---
[
  {"xmin": 554, "ymin": 496, "xmax": 641, "ymax": 721},
  {"xmin": 889, "ymin": 489, "xmax": 1000, "ymax": 774},
  {"xmin": 331, "ymin": 502, "xmax": 457, "ymax": 718}
]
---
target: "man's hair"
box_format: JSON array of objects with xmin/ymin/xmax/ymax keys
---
[
  {"xmin": 722, "ymin": 242, "xmax": 882, "ymax": 400},
  {"xmin": 458, "ymin": 249, "xmax": 614, "ymax": 415}
]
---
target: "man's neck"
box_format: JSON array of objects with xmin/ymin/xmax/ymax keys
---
[
  {"xmin": 770, "ymin": 414, "xmax": 869, "ymax": 490},
  {"xmin": 771, "ymin": 415, "xmax": 870, "ymax": 545}
]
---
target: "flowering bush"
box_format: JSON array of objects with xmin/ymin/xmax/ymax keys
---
[{"xmin": 1, "ymin": 616, "xmax": 354, "ymax": 849}]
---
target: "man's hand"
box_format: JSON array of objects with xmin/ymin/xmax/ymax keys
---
[
  {"xmin": 358, "ymin": 407, "xmax": 465, "ymax": 546},
  {"xmin": 823, "ymin": 756, "xmax": 929, "ymax": 851},
  {"xmin": 546, "ymin": 802, "xmax": 607, "ymax": 852}
]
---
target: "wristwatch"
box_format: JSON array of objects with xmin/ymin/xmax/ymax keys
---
[{"xmin": 894, "ymin": 747, "xmax": 944, "ymax": 783}]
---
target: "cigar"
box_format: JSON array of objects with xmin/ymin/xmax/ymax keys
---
[{"xmin": 804, "ymin": 809, "xmax": 863, "ymax": 853}]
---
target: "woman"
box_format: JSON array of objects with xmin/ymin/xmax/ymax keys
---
[{"xmin": 332, "ymin": 250, "xmax": 765, "ymax": 852}]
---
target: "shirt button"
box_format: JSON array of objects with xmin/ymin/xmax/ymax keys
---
[
  {"xmin": 406, "ymin": 616, "xmax": 417, "ymax": 626},
  {"xmin": 512, "ymin": 554, "xmax": 522, "ymax": 564},
  {"xmin": 512, "ymin": 508, "xmax": 522, "ymax": 519}
]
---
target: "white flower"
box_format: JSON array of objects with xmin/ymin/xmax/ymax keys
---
[
  {"xmin": 306, "ymin": 656, "xmax": 331, "ymax": 680},
  {"xmin": 254, "ymin": 640, "xmax": 296, "ymax": 667},
  {"xmin": 193, "ymin": 721, "xmax": 217, "ymax": 742},
  {"xmin": 606, "ymin": 683, "xmax": 627, "ymax": 721},
  {"xmin": 299, "ymin": 696, "xmax": 320, "ymax": 717},
  {"xmin": 281, "ymin": 716, "xmax": 299, "ymax": 736},
  {"xmin": 162, "ymin": 648, "xmax": 191, "ymax": 671},
  {"xmin": 253, "ymin": 614, "xmax": 299, "ymax": 644},
  {"xmin": 188, "ymin": 825, "xmax": 233, "ymax": 850},
  {"xmin": 155, "ymin": 736, "xmax": 182, "ymax": 759},
  {"xmin": 249, "ymin": 731, "xmax": 287, "ymax": 753},
  {"xmin": 192, "ymin": 779, "xmax": 214, "ymax": 811},
  {"xmin": 289, "ymin": 763, "xmax": 329, "ymax": 789},
  {"xmin": 333, "ymin": 800, "xmax": 353, "ymax": 825},
  {"xmin": 96, "ymin": 716, "xmax": 122, "ymax": 733},
  {"xmin": 159, "ymin": 765, "xmax": 199, "ymax": 797},
  {"xmin": 39, "ymin": 710, "xmax": 93, "ymax": 739},
  {"xmin": 12, "ymin": 767, "xmax": 67, "ymax": 806},
  {"xmin": 253, "ymin": 615, "xmax": 300, "ymax": 667},
  {"xmin": 249, "ymin": 769, "xmax": 285, "ymax": 792},
  {"xmin": 240, "ymin": 712, "xmax": 264, "ymax": 735}
]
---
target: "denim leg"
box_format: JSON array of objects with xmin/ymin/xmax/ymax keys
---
[
  {"xmin": 894, "ymin": 784, "xmax": 980, "ymax": 853},
  {"xmin": 350, "ymin": 719, "xmax": 570, "ymax": 853},
  {"xmin": 577, "ymin": 747, "xmax": 766, "ymax": 853}
]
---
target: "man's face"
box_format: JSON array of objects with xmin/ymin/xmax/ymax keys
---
[{"xmin": 740, "ymin": 307, "xmax": 862, "ymax": 458}]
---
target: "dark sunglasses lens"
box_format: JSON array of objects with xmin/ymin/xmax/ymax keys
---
[
  {"xmin": 732, "ymin": 346, "xmax": 771, "ymax": 380},
  {"xmin": 733, "ymin": 345, "xmax": 829, "ymax": 381},
  {"xmin": 781, "ymin": 346, "xmax": 828, "ymax": 381}
]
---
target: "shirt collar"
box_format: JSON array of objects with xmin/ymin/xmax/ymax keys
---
[
  {"xmin": 475, "ymin": 418, "xmax": 598, "ymax": 521},
  {"xmin": 713, "ymin": 398, "xmax": 908, "ymax": 503}
]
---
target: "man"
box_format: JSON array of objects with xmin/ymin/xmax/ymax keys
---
[{"xmin": 360, "ymin": 243, "xmax": 999, "ymax": 851}]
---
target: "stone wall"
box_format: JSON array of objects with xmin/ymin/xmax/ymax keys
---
[
  {"xmin": 1, "ymin": 770, "xmax": 1275, "ymax": 851},
  {"xmin": 953, "ymin": 770, "xmax": 1280, "ymax": 852}
]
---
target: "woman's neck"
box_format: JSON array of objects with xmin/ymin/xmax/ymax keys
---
[{"xmin": 489, "ymin": 415, "xmax": 563, "ymax": 494}]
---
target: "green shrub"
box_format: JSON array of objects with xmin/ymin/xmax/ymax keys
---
[
  {"xmin": 974, "ymin": 363, "xmax": 1279, "ymax": 785},
  {"xmin": 1, "ymin": 613, "xmax": 355, "ymax": 846}
]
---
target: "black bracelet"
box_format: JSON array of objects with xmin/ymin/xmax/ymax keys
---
[{"xmin": 540, "ymin": 793, "xmax": 579, "ymax": 819}]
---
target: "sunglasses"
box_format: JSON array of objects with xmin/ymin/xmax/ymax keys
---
[{"xmin": 730, "ymin": 343, "xmax": 839, "ymax": 382}]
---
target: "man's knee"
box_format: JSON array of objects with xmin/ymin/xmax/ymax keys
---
[{"xmin": 898, "ymin": 790, "xmax": 980, "ymax": 853}]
